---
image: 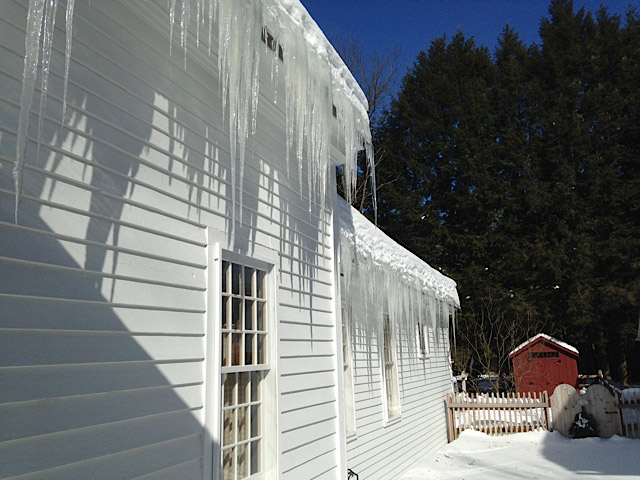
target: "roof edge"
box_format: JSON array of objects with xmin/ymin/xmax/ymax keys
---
[{"xmin": 509, "ymin": 333, "xmax": 579, "ymax": 358}]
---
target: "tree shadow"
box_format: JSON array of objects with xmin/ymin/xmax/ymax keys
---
[
  {"xmin": 540, "ymin": 432, "xmax": 640, "ymax": 477},
  {"xmin": 0, "ymin": 2, "xmax": 236, "ymax": 477}
]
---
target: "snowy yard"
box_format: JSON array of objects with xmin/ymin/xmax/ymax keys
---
[{"xmin": 400, "ymin": 430, "xmax": 640, "ymax": 479}]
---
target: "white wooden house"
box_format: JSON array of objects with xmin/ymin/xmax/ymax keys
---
[{"xmin": 0, "ymin": 1, "xmax": 459, "ymax": 479}]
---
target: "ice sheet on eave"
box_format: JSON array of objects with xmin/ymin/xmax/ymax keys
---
[
  {"xmin": 274, "ymin": 0, "xmax": 369, "ymax": 116},
  {"xmin": 509, "ymin": 333, "xmax": 579, "ymax": 357},
  {"xmin": 338, "ymin": 197, "xmax": 460, "ymax": 307}
]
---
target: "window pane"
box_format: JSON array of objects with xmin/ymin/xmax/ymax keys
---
[
  {"xmin": 238, "ymin": 406, "xmax": 249, "ymax": 442},
  {"xmin": 222, "ymin": 297, "xmax": 230, "ymax": 330},
  {"xmin": 250, "ymin": 440, "xmax": 261, "ymax": 475},
  {"xmin": 251, "ymin": 404, "xmax": 260, "ymax": 438},
  {"xmin": 238, "ymin": 372, "xmax": 249, "ymax": 404},
  {"xmin": 256, "ymin": 270, "xmax": 265, "ymax": 299},
  {"xmin": 232, "ymin": 334, "xmax": 242, "ymax": 366},
  {"xmin": 245, "ymin": 334, "xmax": 254, "ymax": 365},
  {"xmin": 222, "ymin": 333, "xmax": 229, "ymax": 366},
  {"xmin": 224, "ymin": 373, "xmax": 236, "ymax": 407},
  {"xmin": 342, "ymin": 322, "xmax": 348, "ymax": 363},
  {"xmin": 245, "ymin": 300, "xmax": 254, "ymax": 330},
  {"xmin": 237, "ymin": 443, "xmax": 248, "ymax": 479},
  {"xmin": 256, "ymin": 302, "xmax": 265, "ymax": 331},
  {"xmin": 223, "ymin": 409, "xmax": 235, "ymax": 446},
  {"xmin": 223, "ymin": 447, "xmax": 234, "ymax": 480},
  {"xmin": 232, "ymin": 298, "xmax": 242, "ymax": 330},
  {"xmin": 244, "ymin": 267, "xmax": 254, "ymax": 297},
  {"xmin": 257, "ymin": 334, "xmax": 266, "ymax": 365},
  {"xmin": 251, "ymin": 372, "xmax": 261, "ymax": 402},
  {"xmin": 222, "ymin": 261, "xmax": 229, "ymax": 294},
  {"xmin": 232, "ymin": 263, "xmax": 242, "ymax": 295}
]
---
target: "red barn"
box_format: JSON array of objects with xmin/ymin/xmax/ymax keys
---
[{"xmin": 509, "ymin": 333, "xmax": 579, "ymax": 394}]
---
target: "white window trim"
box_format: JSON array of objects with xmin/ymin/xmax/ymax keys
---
[
  {"xmin": 204, "ymin": 245, "xmax": 278, "ymax": 480},
  {"xmin": 380, "ymin": 313, "xmax": 401, "ymax": 425}
]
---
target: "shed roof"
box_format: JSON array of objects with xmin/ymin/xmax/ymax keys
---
[{"xmin": 509, "ymin": 333, "xmax": 579, "ymax": 358}]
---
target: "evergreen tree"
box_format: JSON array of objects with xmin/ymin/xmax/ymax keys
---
[{"xmin": 373, "ymin": 0, "xmax": 640, "ymax": 382}]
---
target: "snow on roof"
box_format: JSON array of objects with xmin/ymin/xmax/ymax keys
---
[
  {"xmin": 338, "ymin": 198, "xmax": 460, "ymax": 307},
  {"xmin": 509, "ymin": 333, "xmax": 579, "ymax": 357},
  {"xmin": 273, "ymin": 0, "xmax": 369, "ymax": 117}
]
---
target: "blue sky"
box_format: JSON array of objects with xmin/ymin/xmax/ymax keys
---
[{"xmin": 301, "ymin": 0, "xmax": 638, "ymax": 86}]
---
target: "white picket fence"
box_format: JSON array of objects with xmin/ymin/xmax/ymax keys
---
[
  {"xmin": 447, "ymin": 386, "xmax": 640, "ymax": 442},
  {"xmin": 446, "ymin": 391, "xmax": 550, "ymax": 441}
]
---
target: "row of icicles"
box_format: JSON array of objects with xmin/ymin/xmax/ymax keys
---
[
  {"xmin": 340, "ymin": 232, "xmax": 456, "ymax": 349},
  {"xmin": 14, "ymin": 0, "xmax": 376, "ymax": 226}
]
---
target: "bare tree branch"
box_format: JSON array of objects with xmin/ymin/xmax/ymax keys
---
[
  {"xmin": 457, "ymin": 295, "xmax": 552, "ymax": 392},
  {"xmin": 332, "ymin": 32, "xmax": 403, "ymax": 214}
]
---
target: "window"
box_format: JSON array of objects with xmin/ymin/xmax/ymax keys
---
[
  {"xmin": 220, "ymin": 260, "xmax": 268, "ymax": 480},
  {"xmin": 382, "ymin": 314, "xmax": 400, "ymax": 419},
  {"xmin": 416, "ymin": 319, "xmax": 430, "ymax": 358},
  {"xmin": 341, "ymin": 303, "xmax": 356, "ymax": 435}
]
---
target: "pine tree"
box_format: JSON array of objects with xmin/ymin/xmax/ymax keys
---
[{"xmin": 373, "ymin": 0, "xmax": 640, "ymax": 381}]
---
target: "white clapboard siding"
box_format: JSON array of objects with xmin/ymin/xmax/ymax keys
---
[
  {"xmin": 343, "ymin": 280, "xmax": 454, "ymax": 478},
  {"xmin": 1, "ymin": 0, "xmax": 346, "ymax": 479}
]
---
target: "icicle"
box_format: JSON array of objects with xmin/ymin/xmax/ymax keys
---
[
  {"xmin": 282, "ymin": 29, "xmax": 309, "ymax": 198},
  {"xmin": 207, "ymin": 0, "xmax": 216, "ymax": 56},
  {"xmin": 60, "ymin": 0, "xmax": 74, "ymax": 127},
  {"xmin": 217, "ymin": 0, "xmax": 263, "ymax": 229},
  {"xmin": 169, "ymin": 0, "xmax": 176, "ymax": 55},
  {"xmin": 14, "ymin": 0, "xmax": 46, "ymax": 223},
  {"xmin": 451, "ymin": 306, "xmax": 457, "ymax": 355},
  {"xmin": 366, "ymin": 140, "xmax": 377, "ymax": 225},
  {"xmin": 36, "ymin": 0, "xmax": 58, "ymax": 166},
  {"xmin": 180, "ymin": 0, "xmax": 191, "ymax": 69},
  {"xmin": 251, "ymin": 52, "xmax": 260, "ymax": 135},
  {"xmin": 196, "ymin": 0, "xmax": 201, "ymax": 48}
]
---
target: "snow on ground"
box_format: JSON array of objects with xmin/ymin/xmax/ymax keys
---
[{"xmin": 399, "ymin": 430, "xmax": 640, "ymax": 480}]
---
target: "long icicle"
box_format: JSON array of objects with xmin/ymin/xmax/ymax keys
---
[
  {"xmin": 60, "ymin": 0, "xmax": 75, "ymax": 127},
  {"xmin": 36, "ymin": 0, "xmax": 58, "ymax": 166},
  {"xmin": 180, "ymin": 0, "xmax": 191, "ymax": 69},
  {"xmin": 168, "ymin": 0, "xmax": 176, "ymax": 55},
  {"xmin": 14, "ymin": 0, "xmax": 46, "ymax": 223}
]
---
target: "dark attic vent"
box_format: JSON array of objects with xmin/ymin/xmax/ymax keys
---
[{"xmin": 261, "ymin": 28, "xmax": 284, "ymax": 61}]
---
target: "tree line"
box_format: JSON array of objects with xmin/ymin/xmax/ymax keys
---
[{"xmin": 341, "ymin": 0, "xmax": 640, "ymax": 385}]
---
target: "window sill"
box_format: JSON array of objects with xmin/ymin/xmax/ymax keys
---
[{"xmin": 384, "ymin": 415, "xmax": 401, "ymax": 427}]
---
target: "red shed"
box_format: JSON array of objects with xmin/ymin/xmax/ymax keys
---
[{"xmin": 509, "ymin": 333, "xmax": 579, "ymax": 394}]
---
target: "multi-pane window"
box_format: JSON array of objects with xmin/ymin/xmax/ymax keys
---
[
  {"xmin": 221, "ymin": 260, "xmax": 267, "ymax": 480},
  {"xmin": 341, "ymin": 304, "xmax": 356, "ymax": 435},
  {"xmin": 382, "ymin": 314, "xmax": 400, "ymax": 419}
]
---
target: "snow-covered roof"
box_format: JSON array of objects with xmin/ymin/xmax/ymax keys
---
[
  {"xmin": 338, "ymin": 198, "xmax": 460, "ymax": 307},
  {"xmin": 509, "ymin": 333, "xmax": 579, "ymax": 357},
  {"xmin": 274, "ymin": 0, "xmax": 369, "ymax": 117}
]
